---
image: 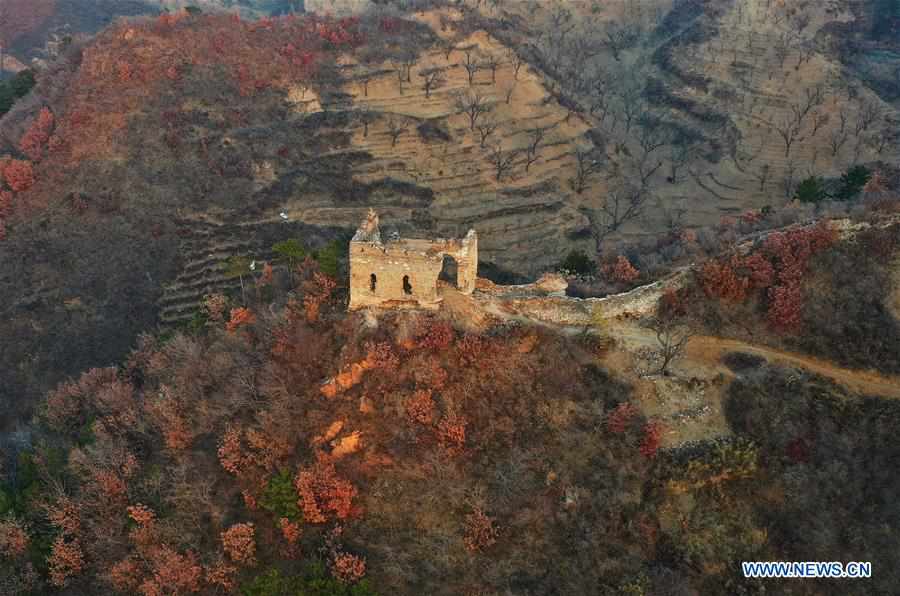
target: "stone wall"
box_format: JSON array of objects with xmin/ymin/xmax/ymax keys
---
[{"xmin": 348, "ymin": 220, "xmax": 477, "ymax": 311}]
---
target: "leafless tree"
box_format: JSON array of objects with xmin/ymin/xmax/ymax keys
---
[
  {"xmin": 829, "ymin": 129, "xmax": 848, "ymax": 157},
  {"xmin": 773, "ymin": 33, "xmax": 792, "ymax": 70},
  {"xmin": 490, "ymin": 144, "xmax": 518, "ymax": 182},
  {"xmin": 420, "ymin": 67, "xmax": 446, "ymax": 99},
  {"xmin": 782, "ymin": 160, "xmax": 798, "ymax": 199},
  {"xmin": 507, "ymin": 48, "xmax": 525, "ymax": 80},
  {"xmin": 599, "ymin": 184, "xmax": 647, "ymax": 236},
  {"xmin": 810, "ymin": 110, "xmax": 830, "ymax": 137},
  {"xmin": 358, "ymin": 110, "xmax": 377, "ymax": 138},
  {"xmin": 385, "ymin": 116, "xmax": 410, "ymax": 148},
  {"xmin": 482, "ymin": 53, "xmax": 501, "ymax": 84},
  {"xmin": 571, "ymin": 146, "xmax": 605, "ymax": 194},
  {"xmin": 524, "ymin": 125, "xmax": 551, "ymax": 173},
  {"xmin": 616, "ymin": 81, "xmax": 645, "ymax": 134},
  {"xmin": 474, "ymin": 116, "xmax": 499, "ymax": 148},
  {"xmin": 773, "ymin": 115, "xmax": 804, "ymax": 158},
  {"xmin": 460, "ymin": 45, "xmax": 480, "ymax": 86},
  {"xmin": 647, "ymin": 316, "xmax": 693, "ymax": 375},
  {"xmin": 454, "ymin": 91, "xmax": 492, "ymax": 131},
  {"xmin": 603, "ymin": 24, "xmax": 635, "ymax": 61},
  {"xmin": 503, "ymin": 83, "xmax": 515, "ymax": 104},
  {"xmin": 668, "ymin": 139, "xmax": 698, "ymax": 185},
  {"xmin": 854, "ymin": 98, "xmax": 882, "ymax": 137},
  {"xmin": 442, "ymin": 40, "xmax": 455, "ymax": 61},
  {"xmin": 752, "ymin": 163, "xmax": 771, "ymax": 192}
]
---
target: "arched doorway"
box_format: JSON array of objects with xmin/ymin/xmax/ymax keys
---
[
  {"xmin": 438, "ymin": 255, "xmax": 458, "ymax": 287},
  {"xmin": 402, "ymin": 275, "xmax": 413, "ymax": 295},
  {"xmin": 370, "ymin": 273, "xmax": 377, "ymax": 292}
]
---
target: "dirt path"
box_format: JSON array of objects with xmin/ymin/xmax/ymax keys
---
[{"xmin": 609, "ymin": 323, "xmax": 900, "ymax": 399}]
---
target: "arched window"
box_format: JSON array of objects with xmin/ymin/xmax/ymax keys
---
[
  {"xmin": 402, "ymin": 275, "xmax": 413, "ymax": 295},
  {"xmin": 370, "ymin": 273, "xmax": 377, "ymax": 292},
  {"xmin": 439, "ymin": 255, "xmax": 459, "ymax": 287}
]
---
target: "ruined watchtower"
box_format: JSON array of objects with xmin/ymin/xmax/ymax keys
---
[{"xmin": 348, "ymin": 210, "xmax": 478, "ymax": 310}]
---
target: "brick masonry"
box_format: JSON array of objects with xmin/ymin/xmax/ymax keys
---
[{"xmin": 348, "ymin": 210, "xmax": 478, "ymax": 310}]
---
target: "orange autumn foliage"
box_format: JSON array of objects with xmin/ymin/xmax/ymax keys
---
[
  {"xmin": 294, "ymin": 455, "xmax": 358, "ymax": 523},
  {"xmin": 463, "ymin": 507, "xmax": 499, "ymax": 552},
  {"xmin": 0, "ymin": 518, "xmax": 29, "ymax": 558},
  {"xmin": 331, "ymin": 551, "xmax": 367, "ymax": 584},
  {"xmin": 48, "ymin": 537, "xmax": 85, "ymax": 587},
  {"xmin": 0, "ymin": 158, "xmax": 35, "ymax": 192},
  {"xmin": 604, "ymin": 255, "xmax": 640, "ymax": 283},
  {"xmin": 19, "ymin": 107, "xmax": 55, "ymax": 161},
  {"xmin": 226, "ymin": 307, "xmax": 256, "ymax": 333},
  {"xmin": 221, "ymin": 523, "xmax": 256, "ymax": 566},
  {"xmin": 405, "ymin": 389, "xmax": 436, "ymax": 425},
  {"xmin": 437, "ymin": 412, "xmax": 467, "ymax": 456}
]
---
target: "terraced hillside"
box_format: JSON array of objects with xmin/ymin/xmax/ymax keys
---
[
  {"xmin": 155, "ymin": 11, "xmax": 599, "ymax": 325},
  {"xmin": 472, "ymin": 0, "xmax": 900, "ymax": 244}
]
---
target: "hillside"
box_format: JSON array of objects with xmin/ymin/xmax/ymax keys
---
[
  {"xmin": 0, "ymin": 8, "xmax": 605, "ymax": 428},
  {"xmin": 468, "ymin": 0, "xmax": 900, "ymax": 245},
  {"xmin": 2, "ymin": 238, "xmax": 900, "ymax": 594}
]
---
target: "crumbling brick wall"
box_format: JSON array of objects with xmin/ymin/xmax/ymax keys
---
[{"xmin": 348, "ymin": 210, "xmax": 477, "ymax": 310}]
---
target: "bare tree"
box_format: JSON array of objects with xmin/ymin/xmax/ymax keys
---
[
  {"xmin": 667, "ymin": 139, "xmax": 698, "ymax": 185},
  {"xmin": 773, "ymin": 33, "xmax": 792, "ymax": 70},
  {"xmin": 752, "ymin": 163, "xmax": 771, "ymax": 192},
  {"xmin": 460, "ymin": 45, "xmax": 480, "ymax": 86},
  {"xmin": 647, "ymin": 316, "xmax": 693, "ymax": 375},
  {"xmin": 503, "ymin": 83, "xmax": 515, "ymax": 104},
  {"xmin": 616, "ymin": 81, "xmax": 645, "ymax": 134},
  {"xmin": 828, "ymin": 129, "xmax": 848, "ymax": 157},
  {"xmin": 385, "ymin": 116, "xmax": 410, "ymax": 148},
  {"xmin": 810, "ymin": 110, "xmax": 830, "ymax": 137},
  {"xmin": 482, "ymin": 53, "xmax": 501, "ymax": 84},
  {"xmin": 782, "ymin": 160, "xmax": 797, "ymax": 199},
  {"xmin": 358, "ymin": 71, "xmax": 373, "ymax": 97},
  {"xmin": 420, "ymin": 67, "xmax": 446, "ymax": 99},
  {"xmin": 523, "ymin": 125, "xmax": 550, "ymax": 173},
  {"xmin": 773, "ymin": 115, "xmax": 804, "ymax": 158},
  {"xmin": 474, "ymin": 116, "xmax": 499, "ymax": 148},
  {"xmin": 455, "ymin": 91, "xmax": 492, "ymax": 131},
  {"xmin": 490, "ymin": 144, "xmax": 518, "ymax": 182},
  {"xmin": 603, "ymin": 24, "xmax": 635, "ymax": 61},
  {"xmin": 600, "ymin": 185, "xmax": 647, "ymax": 235},
  {"xmin": 358, "ymin": 110, "xmax": 377, "ymax": 138},
  {"xmin": 507, "ymin": 47, "xmax": 525, "ymax": 80},
  {"xmin": 854, "ymin": 98, "xmax": 882, "ymax": 137},
  {"xmin": 571, "ymin": 146, "xmax": 605, "ymax": 194}
]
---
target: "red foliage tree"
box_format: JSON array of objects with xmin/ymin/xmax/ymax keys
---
[
  {"xmin": 19, "ymin": 107, "xmax": 55, "ymax": 161},
  {"xmin": 437, "ymin": 412, "xmax": 467, "ymax": 456},
  {"xmin": 48, "ymin": 537, "xmax": 85, "ymax": 587},
  {"xmin": 463, "ymin": 507, "xmax": 499, "ymax": 552},
  {"xmin": 0, "ymin": 518, "xmax": 29, "ymax": 558},
  {"xmin": 1, "ymin": 159, "xmax": 35, "ymax": 192},
  {"xmin": 604, "ymin": 255, "xmax": 640, "ymax": 283},
  {"xmin": 700, "ymin": 258, "xmax": 749, "ymax": 303},
  {"xmin": 221, "ymin": 523, "xmax": 256, "ymax": 566},
  {"xmin": 405, "ymin": 389, "xmax": 436, "ymax": 425},
  {"xmin": 294, "ymin": 454, "xmax": 358, "ymax": 523},
  {"xmin": 226, "ymin": 307, "xmax": 256, "ymax": 333},
  {"xmin": 639, "ymin": 421, "xmax": 664, "ymax": 459},
  {"xmin": 331, "ymin": 551, "xmax": 366, "ymax": 583},
  {"xmin": 606, "ymin": 402, "xmax": 637, "ymax": 434}
]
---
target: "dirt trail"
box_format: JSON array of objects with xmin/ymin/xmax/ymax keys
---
[{"xmin": 609, "ymin": 323, "xmax": 900, "ymax": 399}]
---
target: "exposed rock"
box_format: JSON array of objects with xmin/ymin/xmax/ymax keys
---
[{"xmin": 331, "ymin": 431, "xmax": 363, "ymax": 459}]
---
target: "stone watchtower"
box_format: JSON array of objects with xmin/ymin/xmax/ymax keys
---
[{"xmin": 348, "ymin": 210, "xmax": 478, "ymax": 310}]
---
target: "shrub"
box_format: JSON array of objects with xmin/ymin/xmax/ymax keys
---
[
  {"xmin": 834, "ymin": 165, "xmax": 870, "ymax": 201},
  {"xmin": 241, "ymin": 564, "xmax": 379, "ymax": 596},
  {"xmin": 261, "ymin": 470, "xmax": 301, "ymax": 521},
  {"xmin": 794, "ymin": 176, "xmax": 827, "ymax": 204},
  {"xmin": 558, "ymin": 249, "xmax": 596, "ymax": 275}
]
